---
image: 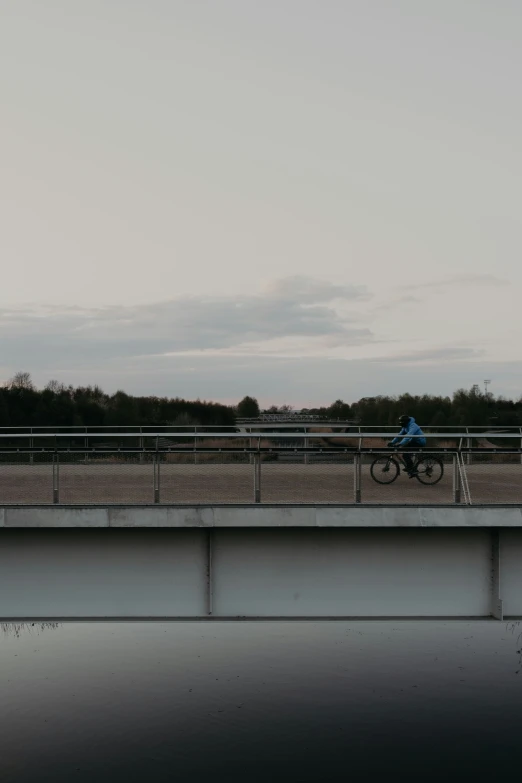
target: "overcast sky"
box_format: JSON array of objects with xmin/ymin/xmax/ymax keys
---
[{"xmin": 1, "ymin": 1, "xmax": 521, "ymax": 405}]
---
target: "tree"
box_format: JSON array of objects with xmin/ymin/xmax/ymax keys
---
[
  {"xmin": 170, "ymin": 412, "xmax": 199, "ymax": 427},
  {"xmin": 237, "ymin": 396, "xmax": 260, "ymax": 418},
  {"xmin": 0, "ymin": 393, "xmax": 9, "ymax": 426},
  {"xmin": 431, "ymin": 410, "xmax": 448, "ymax": 427},
  {"xmin": 105, "ymin": 390, "xmax": 139, "ymax": 426},
  {"xmin": 327, "ymin": 399, "xmax": 352, "ymax": 419},
  {"xmin": 263, "ymin": 404, "xmax": 293, "ymax": 414},
  {"xmin": 8, "ymin": 371, "xmax": 34, "ymax": 390},
  {"xmin": 45, "ymin": 379, "xmax": 66, "ymax": 393}
]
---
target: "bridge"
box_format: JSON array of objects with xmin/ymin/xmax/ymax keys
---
[{"xmin": 1, "ymin": 428, "xmax": 521, "ymax": 622}]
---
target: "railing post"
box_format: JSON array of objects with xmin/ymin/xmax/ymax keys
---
[
  {"xmin": 52, "ymin": 454, "xmax": 59, "ymax": 504},
  {"xmin": 254, "ymin": 453, "xmax": 261, "ymax": 503},
  {"xmin": 354, "ymin": 452, "xmax": 361, "ymax": 503},
  {"xmin": 207, "ymin": 529, "xmax": 213, "ymax": 616},
  {"xmin": 452, "ymin": 454, "xmax": 461, "ymax": 504},
  {"xmin": 154, "ymin": 453, "xmax": 160, "ymax": 504},
  {"xmin": 456, "ymin": 450, "xmax": 472, "ymax": 506}
]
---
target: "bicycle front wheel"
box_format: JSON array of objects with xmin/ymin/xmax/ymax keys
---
[
  {"xmin": 370, "ymin": 456, "xmax": 400, "ymax": 484},
  {"xmin": 416, "ymin": 455, "xmax": 444, "ymax": 485}
]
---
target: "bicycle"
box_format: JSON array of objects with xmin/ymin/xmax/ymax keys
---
[{"xmin": 370, "ymin": 450, "xmax": 444, "ymax": 485}]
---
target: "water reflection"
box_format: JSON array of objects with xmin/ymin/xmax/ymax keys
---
[
  {"xmin": 506, "ymin": 620, "xmax": 522, "ymax": 673},
  {"xmin": 1, "ymin": 621, "xmax": 522, "ymax": 782},
  {"xmin": 1, "ymin": 621, "xmax": 61, "ymax": 638}
]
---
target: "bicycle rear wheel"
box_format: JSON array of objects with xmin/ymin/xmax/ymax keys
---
[
  {"xmin": 416, "ymin": 455, "xmax": 444, "ymax": 485},
  {"xmin": 370, "ymin": 456, "xmax": 400, "ymax": 484}
]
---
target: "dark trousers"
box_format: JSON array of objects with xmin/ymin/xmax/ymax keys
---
[{"xmin": 398, "ymin": 445, "xmax": 421, "ymax": 473}]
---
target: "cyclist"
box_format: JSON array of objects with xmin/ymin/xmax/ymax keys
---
[{"xmin": 387, "ymin": 415, "xmax": 426, "ymax": 477}]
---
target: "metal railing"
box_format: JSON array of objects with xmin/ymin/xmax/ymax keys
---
[
  {"xmin": 0, "ymin": 431, "xmax": 520, "ymax": 506},
  {"xmin": 1, "ymin": 424, "xmax": 521, "ymax": 435},
  {"xmin": 0, "ymin": 428, "xmax": 520, "ymax": 441}
]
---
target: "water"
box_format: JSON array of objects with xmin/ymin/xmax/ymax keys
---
[{"xmin": 2, "ymin": 621, "xmax": 522, "ymax": 781}]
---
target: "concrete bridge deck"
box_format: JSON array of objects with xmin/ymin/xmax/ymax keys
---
[
  {"xmin": 1, "ymin": 504, "xmax": 521, "ymax": 622},
  {"xmin": 1, "ymin": 503, "xmax": 521, "ymax": 527}
]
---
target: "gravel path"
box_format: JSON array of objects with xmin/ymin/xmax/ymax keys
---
[{"xmin": 0, "ymin": 462, "xmax": 520, "ymax": 505}]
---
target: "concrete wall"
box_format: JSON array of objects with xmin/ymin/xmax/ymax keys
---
[
  {"xmin": 500, "ymin": 529, "xmax": 522, "ymax": 616},
  {"xmin": 212, "ymin": 528, "xmax": 493, "ymax": 617},
  {"xmin": 1, "ymin": 526, "xmax": 520, "ymax": 619},
  {"xmin": 0, "ymin": 530, "xmax": 207, "ymax": 618}
]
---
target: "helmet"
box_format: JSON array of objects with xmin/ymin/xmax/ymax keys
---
[{"xmin": 399, "ymin": 415, "xmax": 410, "ymax": 426}]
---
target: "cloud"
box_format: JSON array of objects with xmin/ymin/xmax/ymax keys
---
[
  {"xmin": 405, "ymin": 274, "xmax": 508, "ymax": 292},
  {"xmin": 0, "ymin": 276, "xmax": 373, "ymax": 370},
  {"xmin": 2, "ymin": 276, "xmax": 516, "ymax": 403},
  {"xmin": 265, "ymin": 276, "xmax": 370, "ymax": 303},
  {"xmin": 375, "ymin": 346, "xmax": 486, "ymax": 365},
  {"xmin": 370, "ymin": 273, "xmax": 509, "ymax": 315},
  {"xmin": 371, "ymin": 294, "xmax": 421, "ymax": 313}
]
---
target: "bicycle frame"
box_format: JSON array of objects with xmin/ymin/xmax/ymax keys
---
[
  {"xmin": 388, "ymin": 450, "xmax": 423, "ymax": 470},
  {"xmin": 389, "ymin": 452, "xmax": 420, "ymax": 471}
]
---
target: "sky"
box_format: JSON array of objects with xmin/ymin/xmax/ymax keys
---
[{"xmin": 1, "ymin": 0, "xmax": 521, "ymax": 405}]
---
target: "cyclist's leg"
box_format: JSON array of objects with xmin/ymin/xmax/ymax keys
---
[{"xmin": 400, "ymin": 446, "xmax": 416, "ymax": 474}]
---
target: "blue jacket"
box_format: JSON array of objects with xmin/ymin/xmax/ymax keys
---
[{"xmin": 391, "ymin": 417, "xmax": 426, "ymax": 447}]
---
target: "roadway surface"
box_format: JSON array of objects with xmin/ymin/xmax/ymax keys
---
[{"xmin": 0, "ymin": 461, "xmax": 520, "ymax": 505}]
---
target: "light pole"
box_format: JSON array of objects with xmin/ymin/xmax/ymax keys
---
[{"xmin": 484, "ymin": 379, "xmax": 491, "ymax": 398}]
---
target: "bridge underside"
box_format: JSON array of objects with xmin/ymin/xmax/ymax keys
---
[{"xmin": 1, "ymin": 506, "xmax": 521, "ymax": 620}]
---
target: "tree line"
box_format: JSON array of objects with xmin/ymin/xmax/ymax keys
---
[
  {"xmin": 229, "ymin": 388, "xmax": 522, "ymax": 428},
  {"xmin": 1, "ymin": 373, "xmax": 521, "ymax": 428},
  {"xmin": 0, "ymin": 373, "xmax": 235, "ymax": 428}
]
